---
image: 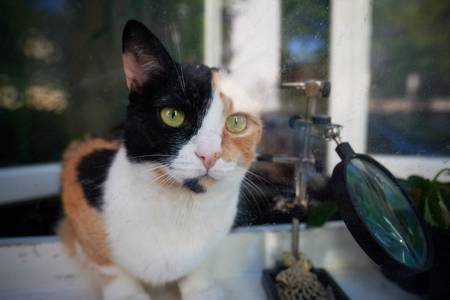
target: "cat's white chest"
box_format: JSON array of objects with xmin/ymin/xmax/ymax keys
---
[{"xmin": 103, "ymin": 148, "xmax": 242, "ymax": 284}]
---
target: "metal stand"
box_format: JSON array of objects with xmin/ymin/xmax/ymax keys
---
[
  {"xmin": 281, "ymin": 80, "xmax": 331, "ymax": 260},
  {"xmin": 257, "ymin": 80, "xmax": 339, "ymax": 260}
]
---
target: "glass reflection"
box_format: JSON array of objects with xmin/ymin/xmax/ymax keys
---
[{"xmin": 346, "ymin": 158, "xmax": 427, "ymax": 269}]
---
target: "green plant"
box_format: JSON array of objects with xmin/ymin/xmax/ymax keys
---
[
  {"xmin": 401, "ymin": 168, "xmax": 450, "ymax": 229},
  {"xmin": 306, "ymin": 201, "xmax": 337, "ymax": 227}
]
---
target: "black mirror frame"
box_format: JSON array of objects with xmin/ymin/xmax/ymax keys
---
[{"xmin": 331, "ymin": 143, "xmax": 434, "ymax": 276}]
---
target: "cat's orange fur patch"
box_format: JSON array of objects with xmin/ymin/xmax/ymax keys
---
[
  {"xmin": 213, "ymin": 72, "xmax": 262, "ymax": 167},
  {"xmin": 212, "ymin": 69, "xmax": 221, "ymax": 89},
  {"xmin": 57, "ymin": 218, "xmax": 77, "ymax": 257},
  {"xmin": 221, "ymin": 115, "xmax": 262, "ymax": 167},
  {"xmin": 60, "ymin": 138, "xmax": 119, "ymax": 267}
]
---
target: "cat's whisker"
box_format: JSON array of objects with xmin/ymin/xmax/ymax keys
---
[
  {"xmin": 241, "ymin": 177, "xmax": 270, "ymax": 211},
  {"xmin": 159, "ymin": 174, "xmax": 177, "ymax": 187},
  {"xmin": 150, "ymin": 172, "xmax": 171, "ymax": 184},
  {"xmin": 150, "ymin": 175, "xmax": 166, "ymax": 184},
  {"xmin": 171, "ymin": 55, "xmax": 187, "ymax": 97},
  {"xmin": 170, "ymin": 24, "xmax": 187, "ymax": 96},
  {"xmin": 235, "ymin": 165, "xmax": 272, "ymax": 185},
  {"xmin": 142, "ymin": 162, "xmax": 164, "ymax": 169},
  {"xmin": 240, "ymin": 184, "xmax": 265, "ymax": 219},
  {"xmin": 242, "ymin": 177, "xmax": 271, "ymax": 212},
  {"xmin": 242, "ymin": 177, "xmax": 266, "ymax": 198},
  {"xmin": 139, "ymin": 164, "xmax": 168, "ymax": 175},
  {"xmin": 168, "ymin": 161, "xmax": 192, "ymax": 166},
  {"xmin": 130, "ymin": 154, "xmax": 176, "ymax": 159},
  {"xmin": 170, "ymin": 167, "xmax": 204, "ymax": 172}
]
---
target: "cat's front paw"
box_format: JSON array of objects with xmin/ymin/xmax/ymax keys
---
[
  {"xmin": 103, "ymin": 291, "xmax": 151, "ymax": 300},
  {"xmin": 123, "ymin": 293, "xmax": 152, "ymax": 300},
  {"xmin": 182, "ymin": 285, "xmax": 224, "ymax": 300}
]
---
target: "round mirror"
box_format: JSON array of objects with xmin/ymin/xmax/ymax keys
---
[
  {"xmin": 332, "ymin": 143, "xmax": 433, "ymax": 275},
  {"xmin": 346, "ymin": 158, "xmax": 428, "ymax": 269}
]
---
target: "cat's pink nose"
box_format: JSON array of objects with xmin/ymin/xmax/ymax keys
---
[
  {"xmin": 195, "ymin": 151, "xmax": 220, "ymax": 170},
  {"xmin": 195, "ymin": 129, "xmax": 221, "ymax": 170}
]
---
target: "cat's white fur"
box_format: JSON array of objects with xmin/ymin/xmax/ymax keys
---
[
  {"xmin": 101, "ymin": 91, "xmax": 246, "ymax": 299},
  {"xmin": 170, "ymin": 90, "xmax": 230, "ymax": 182}
]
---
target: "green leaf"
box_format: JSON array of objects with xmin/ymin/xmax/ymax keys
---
[
  {"xmin": 407, "ymin": 175, "xmax": 431, "ymax": 188},
  {"xmin": 424, "ymin": 187, "xmax": 447, "ymax": 229},
  {"xmin": 440, "ymin": 186, "xmax": 450, "ymax": 212},
  {"xmin": 424, "ymin": 193, "xmax": 438, "ymax": 227},
  {"xmin": 307, "ymin": 201, "xmax": 337, "ymax": 227},
  {"xmin": 435, "ymin": 186, "xmax": 450, "ymax": 228},
  {"xmin": 432, "ymin": 168, "xmax": 450, "ymax": 183},
  {"xmin": 433, "ymin": 168, "xmax": 450, "ymax": 212},
  {"xmin": 403, "ymin": 175, "xmax": 432, "ymax": 210}
]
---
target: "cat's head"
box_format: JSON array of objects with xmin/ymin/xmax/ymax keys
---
[{"xmin": 121, "ymin": 20, "xmax": 262, "ymax": 193}]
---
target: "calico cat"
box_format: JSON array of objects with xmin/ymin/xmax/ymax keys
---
[{"xmin": 59, "ymin": 20, "xmax": 262, "ymax": 300}]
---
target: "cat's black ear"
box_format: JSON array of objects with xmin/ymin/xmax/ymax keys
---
[{"xmin": 122, "ymin": 20, "xmax": 175, "ymax": 92}]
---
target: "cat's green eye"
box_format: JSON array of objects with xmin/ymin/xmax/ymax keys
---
[
  {"xmin": 160, "ymin": 107, "xmax": 185, "ymax": 127},
  {"xmin": 226, "ymin": 114, "xmax": 247, "ymax": 133}
]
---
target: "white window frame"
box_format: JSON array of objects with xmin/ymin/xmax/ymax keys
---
[
  {"xmin": 0, "ymin": 163, "xmax": 61, "ymax": 205},
  {"xmin": 327, "ymin": 0, "xmax": 449, "ymax": 179},
  {"xmin": 204, "ymin": 0, "xmax": 223, "ymax": 67}
]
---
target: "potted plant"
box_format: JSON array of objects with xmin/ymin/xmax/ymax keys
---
[{"xmin": 385, "ymin": 168, "xmax": 450, "ymax": 298}]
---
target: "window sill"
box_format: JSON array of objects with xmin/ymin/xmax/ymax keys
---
[{"xmin": 0, "ymin": 222, "xmax": 423, "ymax": 300}]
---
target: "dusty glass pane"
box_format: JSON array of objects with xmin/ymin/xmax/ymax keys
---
[
  {"xmin": 233, "ymin": 0, "xmax": 331, "ymax": 226},
  {"xmin": 1, "ymin": 0, "xmax": 333, "ymax": 233},
  {"xmin": 256, "ymin": 0, "xmax": 330, "ymax": 159},
  {"xmin": 278, "ymin": 0, "xmax": 330, "ymax": 161}
]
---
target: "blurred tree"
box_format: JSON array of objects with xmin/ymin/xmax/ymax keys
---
[
  {"xmin": 371, "ymin": 0, "xmax": 450, "ymax": 99},
  {"xmin": 281, "ymin": 0, "xmax": 330, "ymax": 81},
  {"xmin": 0, "ymin": 0, "xmax": 204, "ymax": 167}
]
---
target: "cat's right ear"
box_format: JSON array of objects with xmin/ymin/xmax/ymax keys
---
[{"xmin": 122, "ymin": 20, "xmax": 175, "ymax": 92}]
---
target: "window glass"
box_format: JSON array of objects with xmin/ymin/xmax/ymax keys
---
[
  {"xmin": 281, "ymin": 0, "xmax": 329, "ymax": 83},
  {"xmin": 1, "ymin": 0, "xmax": 332, "ymax": 234},
  {"xmin": 233, "ymin": 0, "xmax": 331, "ymax": 226},
  {"xmin": 278, "ymin": 0, "xmax": 330, "ymax": 165},
  {"xmin": 0, "ymin": 0, "xmax": 203, "ymax": 167},
  {"xmin": 368, "ymin": 0, "xmax": 450, "ymax": 156},
  {"xmin": 261, "ymin": 0, "xmax": 330, "ymax": 159}
]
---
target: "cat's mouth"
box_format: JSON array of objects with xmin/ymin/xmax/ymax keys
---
[{"xmin": 182, "ymin": 175, "xmax": 217, "ymax": 193}]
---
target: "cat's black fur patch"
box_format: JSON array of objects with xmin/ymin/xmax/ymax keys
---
[
  {"xmin": 122, "ymin": 20, "xmax": 213, "ymax": 165},
  {"xmin": 77, "ymin": 149, "xmax": 117, "ymax": 210},
  {"xmin": 183, "ymin": 178, "xmax": 206, "ymax": 194}
]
